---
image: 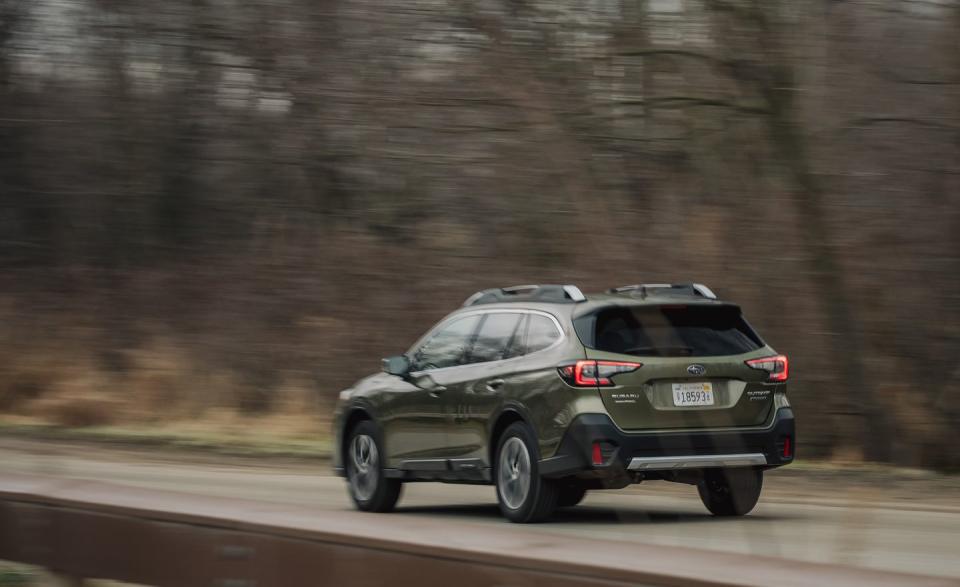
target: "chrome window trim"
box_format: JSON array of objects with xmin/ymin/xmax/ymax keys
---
[{"xmin": 407, "ymin": 308, "xmax": 565, "ymax": 376}]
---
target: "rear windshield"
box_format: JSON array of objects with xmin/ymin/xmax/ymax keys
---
[{"xmin": 573, "ymin": 304, "xmax": 763, "ymax": 357}]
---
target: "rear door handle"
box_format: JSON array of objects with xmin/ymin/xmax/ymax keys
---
[
  {"xmin": 485, "ymin": 379, "xmax": 505, "ymax": 392},
  {"xmin": 429, "ymin": 385, "xmax": 447, "ymax": 397}
]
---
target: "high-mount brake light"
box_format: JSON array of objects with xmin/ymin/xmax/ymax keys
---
[
  {"xmin": 558, "ymin": 360, "xmax": 642, "ymax": 387},
  {"xmin": 745, "ymin": 354, "xmax": 789, "ymax": 382}
]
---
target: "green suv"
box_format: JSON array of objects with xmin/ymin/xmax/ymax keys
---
[{"xmin": 333, "ymin": 284, "xmax": 794, "ymax": 522}]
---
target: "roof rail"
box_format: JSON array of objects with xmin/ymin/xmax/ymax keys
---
[
  {"xmin": 606, "ymin": 283, "xmax": 718, "ymax": 300},
  {"xmin": 463, "ymin": 284, "xmax": 586, "ymax": 307}
]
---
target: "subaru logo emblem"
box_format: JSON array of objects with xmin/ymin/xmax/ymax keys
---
[{"xmin": 687, "ymin": 364, "xmax": 706, "ymax": 376}]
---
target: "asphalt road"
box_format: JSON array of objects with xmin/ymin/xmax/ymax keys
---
[{"xmin": 2, "ymin": 438, "xmax": 958, "ymax": 580}]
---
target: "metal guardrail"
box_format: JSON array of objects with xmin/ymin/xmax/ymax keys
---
[{"xmin": 0, "ymin": 474, "xmax": 954, "ymax": 587}]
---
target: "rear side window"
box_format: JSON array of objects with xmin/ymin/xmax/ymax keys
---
[
  {"xmin": 574, "ymin": 305, "xmax": 762, "ymax": 357},
  {"xmin": 525, "ymin": 314, "xmax": 561, "ymax": 353},
  {"xmin": 469, "ymin": 313, "xmax": 524, "ymax": 364}
]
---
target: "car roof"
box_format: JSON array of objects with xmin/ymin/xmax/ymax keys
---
[{"xmin": 452, "ymin": 287, "xmax": 736, "ymax": 321}]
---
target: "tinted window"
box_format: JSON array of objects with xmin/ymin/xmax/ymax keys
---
[
  {"xmin": 525, "ymin": 314, "xmax": 561, "ymax": 353},
  {"xmin": 412, "ymin": 315, "xmax": 481, "ymax": 370},
  {"xmin": 469, "ymin": 313, "xmax": 523, "ymax": 364},
  {"xmin": 575, "ymin": 305, "xmax": 762, "ymax": 357},
  {"xmin": 503, "ymin": 315, "xmax": 527, "ymax": 359}
]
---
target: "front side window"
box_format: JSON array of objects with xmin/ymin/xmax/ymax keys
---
[
  {"xmin": 412, "ymin": 315, "xmax": 481, "ymax": 371},
  {"xmin": 468, "ymin": 313, "xmax": 524, "ymax": 364}
]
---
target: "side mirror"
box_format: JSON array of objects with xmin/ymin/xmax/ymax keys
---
[{"xmin": 382, "ymin": 355, "xmax": 411, "ymax": 376}]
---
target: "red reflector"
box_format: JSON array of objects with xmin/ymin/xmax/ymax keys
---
[
  {"xmin": 783, "ymin": 436, "xmax": 792, "ymax": 458},
  {"xmin": 592, "ymin": 442, "xmax": 603, "ymax": 466}
]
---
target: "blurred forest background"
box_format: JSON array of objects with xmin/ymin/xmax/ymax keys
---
[{"xmin": 0, "ymin": 0, "xmax": 957, "ymax": 469}]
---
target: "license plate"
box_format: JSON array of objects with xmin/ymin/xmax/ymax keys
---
[{"xmin": 672, "ymin": 382, "xmax": 715, "ymax": 406}]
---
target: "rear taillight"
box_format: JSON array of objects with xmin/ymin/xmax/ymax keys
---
[
  {"xmin": 558, "ymin": 360, "xmax": 642, "ymax": 387},
  {"xmin": 745, "ymin": 354, "xmax": 789, "ymax": 382}
]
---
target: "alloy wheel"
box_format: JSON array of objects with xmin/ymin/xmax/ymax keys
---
[
  {"xmin": 498, "ymin": 436, "xmax": 532, "ymax": 509},
  {"xmin": 349, "ymin": 433, "xmax": 379, "ymax": 502}
]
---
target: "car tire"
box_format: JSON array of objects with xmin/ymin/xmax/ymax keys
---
[
  {"xmin": 495, "ymin": 422, "xmax": 559, "ymax": 523},
  {"xmin": 697, "ymin": 468, "xmax": 763, "ymax": 516},
  {"xmin": 345, "ymin": 420, "xmax": 402, "ymax": 513},
  {"xmin": 557, "ymin": 484, "xmax": 588, "ymax": 508}
]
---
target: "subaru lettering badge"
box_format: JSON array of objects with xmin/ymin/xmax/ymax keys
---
[{"xmin": 687, "ymin": 364, "xmax": 706, "ymax": 376}]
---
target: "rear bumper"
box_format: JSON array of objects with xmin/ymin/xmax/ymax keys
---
[{"xmin": 539, "ymin": 407, "xmax": 795, "ymax": 479}]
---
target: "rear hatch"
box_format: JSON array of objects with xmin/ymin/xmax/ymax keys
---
[{"xmin": 574, "ymin": 302, "xmax": 778, "ymax": 431}]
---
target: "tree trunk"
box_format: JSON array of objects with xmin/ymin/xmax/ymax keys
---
[{"xmin": 747, "ymin": 0, "xmax": 894, "ymax": 461}]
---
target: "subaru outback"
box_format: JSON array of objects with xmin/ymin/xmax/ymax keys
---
[{"xmin": 333, "ymin": 283, "xmax": 794, "ymax": 522}]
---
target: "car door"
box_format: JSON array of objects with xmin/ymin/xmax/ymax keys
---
[
  {"xmin": 444, "ymin": 311, "xmax": 526, "ymax": 463},
  {"xmin": 382, "ymin": 313, "xmax": 481, "ymax": 469}
]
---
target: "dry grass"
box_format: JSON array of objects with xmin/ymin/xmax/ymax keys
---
[
  {"xmin": 0, "ymin": 320, "xmax": 330, "ymax": 425},
  {"xmin": 0, "ymin": 412, "xmax": 332, "ymax": 459},
  {"xmin": 0, "ymin": 331, "xmax": 332, "ymax": 457}
]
